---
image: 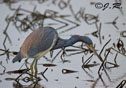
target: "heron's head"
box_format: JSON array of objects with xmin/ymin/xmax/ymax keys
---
[
  {"xmin": 81, "ymin": 36, "xmax": 93, "ymax": 47},
  {"xmin": 71, "ymin": 35, "xmax": 93, "ymax": 47}
]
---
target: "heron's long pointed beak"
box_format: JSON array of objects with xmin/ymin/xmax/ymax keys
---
[{"xmin": 88, "ymin": 44, "xmax": 104, "ymax": 62}]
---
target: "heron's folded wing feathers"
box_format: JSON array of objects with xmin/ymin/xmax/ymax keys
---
[{"xmin": 21, "ymin": 27, "xmax": 58, "ymax": 57}]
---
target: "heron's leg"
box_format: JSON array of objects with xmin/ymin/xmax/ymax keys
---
[
  {"xmin": 34, "ymin": 59, "xmax": 38, "ymax": 78},
  {"xmin": 30, "ymin": 59, "xmax": 36, "ymax": 79}
]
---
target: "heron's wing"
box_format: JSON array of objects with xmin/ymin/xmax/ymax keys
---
[{"xmin": 21, "ymin": 27, "xmax": 58, "ymax": 58}]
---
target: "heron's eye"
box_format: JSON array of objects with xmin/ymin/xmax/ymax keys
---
[{"xmin": 89, "ymin": 44, "xmax": 93, "ymax": 48}]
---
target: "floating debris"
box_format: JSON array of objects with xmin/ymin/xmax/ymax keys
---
[
  {"xmin": 7, "ymin": 69, "xmax": 29, "ymax": 74},
  {"xmin": 116, "ymin": 80, "xmax": 126, "ymax": 88},
  {"xmin": 84, "ymin": 14, "xmax": 99, "ymax": 25},
  {"xmin": 105, "ymin": 61, "xmax": 119, "ymax": 69},
  {"xmin": 82, "ymin": 63, "xmax": 100, "ymax": 68},
  {"xmin": 38, "ymin": 68, "xmax": 48, "ymax": 81},
  {"xmin": 105, "ymin": 16, "xmax": 119, "ymax": 30},
  {"xmin": 5, "ymin": 78, "xmax": 16, "ymax": 81},
  {"xmin": 39, "ymin": 63, "xmax": 57, "ymax": 67},
  {"xmin": 62, "ymin": 69, "xmax": 78, "ymax": 74},
  {"xmin": 0, "ymin": 61, "xmax": 6, "ymax": 75},
  {"xmin": 120, "ymin": 30, "xmax": 126, "ymax": 37}
]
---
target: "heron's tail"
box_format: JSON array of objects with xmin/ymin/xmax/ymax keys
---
[{"xmin": 12, "ymin": 52, "xmax": 22, "ymax": 63}]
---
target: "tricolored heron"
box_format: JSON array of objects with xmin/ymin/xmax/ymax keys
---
[{"xmin": 12, "ymin": 26, "xmax": 93, "ymax": 78}]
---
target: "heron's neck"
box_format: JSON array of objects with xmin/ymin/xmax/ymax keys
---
[{"xmin": 52, "ymin": 37, "xmax": 80, "ymax": 50}]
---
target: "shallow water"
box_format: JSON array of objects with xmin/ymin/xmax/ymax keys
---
[{"xmin": 0, "ymin": 0, "xmax": 126, "ymax": 88}]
